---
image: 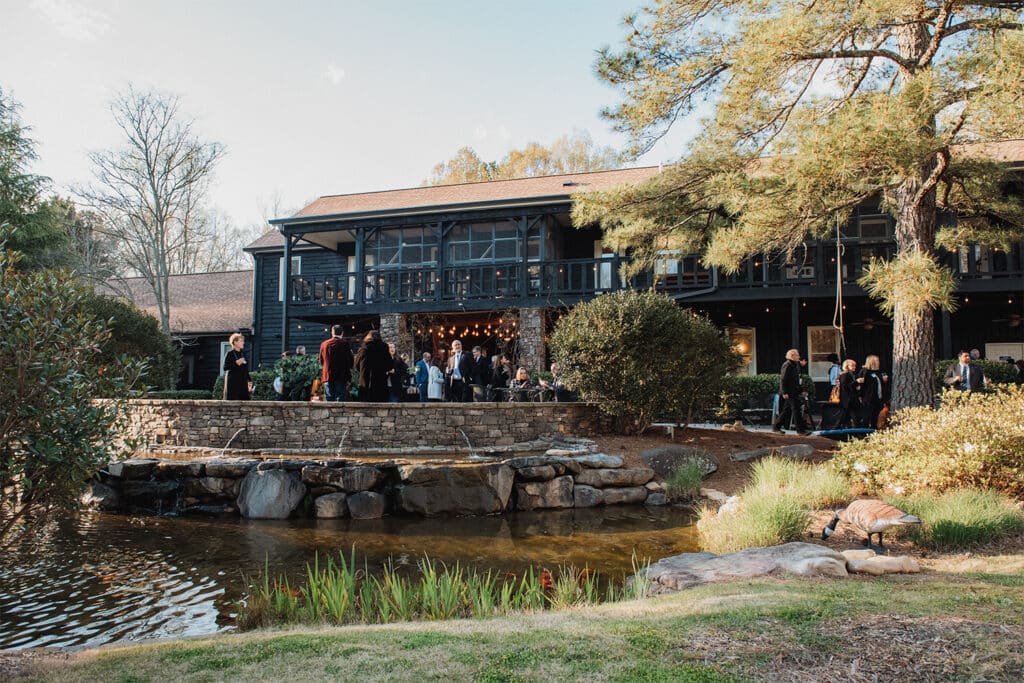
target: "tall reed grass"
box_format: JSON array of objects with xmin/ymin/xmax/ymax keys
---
[
  {"xmin": 236, "ymin": 550, "xmax": 651, "ymax": 630},
  {"xmin": 886, "ymin": 488, "xmax": 1024, "ymax": 551}
]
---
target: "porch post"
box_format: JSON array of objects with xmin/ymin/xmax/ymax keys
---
[
  {"xmin": 281, "ymin": 233, "xmax": 292, "ymax": 354},
  {"xmin": 791, "ymin": 297, "xmax": 800, "ymax": 350},
  {"xmin": 941, "ymin": 309, "xmax": 952, "ymax": 360},
  {"xmin": 355, "ymin": 226, "xmax": 365, "ymax": 305}
]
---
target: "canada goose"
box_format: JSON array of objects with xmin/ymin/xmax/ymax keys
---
[{"xmin": 821, "ymin": 499, "xmax": 921, "ymax": 552}]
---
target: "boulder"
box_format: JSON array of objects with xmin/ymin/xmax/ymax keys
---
[
  {"xmin": 571, "ymin": 453, "xmax": 624, "ymax": 469},
  {"xmin": 348, "ymin": 491, "xmax": 386, "ymax": 519},
  {"xmin": 602, "ymin": 486, "xmax": 649, "ymax": 505},
  {"xmin": 639, "ymin": 445, "xmax": 718, "ymax": 479},
  {"xmin": 302, "ymin": 465, "xmax": 384, "ymax": 492},
  {"xmin": 185, "ymin": 476, "xmax": 240, "ymax": 499},
  {"xmin": 204, "ymin": 459, "xmax": 258, "ymax": 478},
  {"xmin": 156, "ymin": 461, "xmax": 204, "ymax": 478},
  {"xmin": 80, "ymin": 481, "xmax": 121, "ymax": 511},
  {"xmin": 515, "ymin": 475, "xmax": 574, "ymax": 510},
  {"xmin": 256, "ymin": 459, "xmax": 312, "ymax": 472},
  {"xmin": 547, "ymin": 457, "xmax": 583, "ymax": 476},
  {"xmin": 396, "ymin": 463, "xmax": 513, "ymax": 516},
  {"xmin": 506, "ymin": 456, "xmax": 552, "ymax": 469},
  {"xmin": 236, "ymin": 469, "xmax": 306, "ymax": 519},
  {"xmin": 573, "ymin": 485, "xmax": 604, "ymax": 508},
  {"xmin": 314, "ymin": 492, "xmax": 348, "ymax": 519},
  {"xmin": 574, "ymin": 467, "xmax": 655, "ymax": 488},
  {"xmin": 842, "ymin": 550, "xmax": 921, "ymax": 575},
  {"xmin": 729, "ymin": 447, "xmax": 772, "ymax": 463},
  {"xmin": 699, "ymin": 487, "xmax": 731, "ymax": 502},
  {"xmin": 777, "ymin": 444, "xmax": 816, "ymax": 460},
  {"xmin": 645, "ymin": 492, "xmax": 668, "ymax": 506},
  {"xmin": 644, "ymin": 542, "xmax": 849, "ymax": 591},
  {"xmin": 107, "ymin": 459, "xmax": 159, "ymax": 480},
  {"xmin": 515, "ymin": 465, "xmax": 557, "ymax": 482}
]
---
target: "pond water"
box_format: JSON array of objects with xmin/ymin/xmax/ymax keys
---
[{"xmin": 0, "ymin": 506, "xmax": 699, "ymax": 651}]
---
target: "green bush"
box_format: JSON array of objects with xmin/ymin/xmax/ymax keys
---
[
  {"xmin": 717, "ymin": 373, "xmax": 815, "ymax": 419},
  {"xmin": 664, "ymin": 460, "xmax": 706, "ymax": 501},
  {"xmin": 1, "ymin": 237, "xmax": 146, "ymax": 544},
  {"xmin": 886, "ymin": 489, "xmax": 1024, "ymax": 550},
  {"xmin": 697, "ymin": 457, "xmax": 852, "ymax": 553},
  {"xmin": 77, "ymin": 291, "xmax": 180, "ymax": 391},
  {"xmin": 834, "ymin": 384, "xmax": 1024, "ymax": 497},
  {"xmin": 935, "ymin": 358, "xmax": 1019, "ymax": 387},
  {"xmin": 212, "ymin": 369, "xmax": 277, "ymax": 401},
  {"xmin": 145, "ymin": 390, "xmax": 212, "ymax": 400},
  {"xmin": 277, "ymin": 354, "xmax": 321, "ymax": 401},
  {"xmin": 550, "ymin": 291, "xmax": 741, "ymax": 434}
]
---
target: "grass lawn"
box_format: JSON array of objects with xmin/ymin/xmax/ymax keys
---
[{"xmin": 21, "ymin": 554, "xmax": 1024, "ymax": 683}]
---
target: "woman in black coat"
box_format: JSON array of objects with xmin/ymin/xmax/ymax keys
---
[
  {"xmin": 858, "ymin": 354, "xmax": 886, "ymax": 429},
  {"xmin": 222, "ymin": 333, "xmax": 251, "ymax": 400},
  {"xmin": 836, "ymin": 358, "xmax": 861, "ymax": 429},
  {"xmin": 353, "ymin": 330, "xmax": 393, "ymax": 402}
]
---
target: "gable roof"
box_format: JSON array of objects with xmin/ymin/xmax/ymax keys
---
[{"xmin": 101, "ymin": 270, "xmax": 253, "ymax": 336}]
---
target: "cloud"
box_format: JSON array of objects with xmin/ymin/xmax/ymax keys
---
[
  {"xmin": 31, "ymin": 0, "xmax": 110, "ymax": 41},
  {"xmin": 474, "ymin": 124, "xmax": 488, "ymax": 140},
  {"xmin": 325, "ymin": 63, "xmax": 346, "ymax": 86}
]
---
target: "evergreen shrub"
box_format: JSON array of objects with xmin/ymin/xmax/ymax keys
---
[
  {"xmin": 550, "ymin": 291, "xmax": 741, "ymax": 434},
  {"xmin": 212, "ymin": 369, "xmax": 277, "ymax": 401},
  {"xmin": 834, "ymin": 385, "xmax": 1024, "ymax": 497}
]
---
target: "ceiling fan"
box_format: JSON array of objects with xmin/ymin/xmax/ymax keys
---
[
  {"xmin": 993, "ymin": 313, "xmax": 1022, "ymax": 328},
  {"xmin": 847, "ymin": 317, "xmax": 892, "ymax": 332}
]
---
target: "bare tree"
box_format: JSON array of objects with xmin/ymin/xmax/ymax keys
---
[{"xmin": 80, "ymin": 86, "xmax": 225, "ymax": 333}]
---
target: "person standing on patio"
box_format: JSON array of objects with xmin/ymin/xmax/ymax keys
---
[
  {"xmin": 415, "ymin": 352, "xmax": 432, "ymax": 402},
  {"xmin": 354, "ymin": 330, "xmax": 392, "ymax": 402},
  {"xmin": 772, "ymin": 348, "xmax": 809, "ymax": 435},
  {"xmin": 222, "ymin": 333, "xmax": 252, "ymax": 400},
  {"xmin": 469, "ymin": 346, "xmax": 492, "ymax": 402},
  {"xmin": 318, "ymin": 325, "xmax": 353, "ymax": 402},
  {"xmin": 446, "ymin": 339, "xmax": 473, "ymax": 402}
]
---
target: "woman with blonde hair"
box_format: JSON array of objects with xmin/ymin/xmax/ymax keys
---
[
  {"xmin": 222, "ymin": 333, "xmax": 252, "ymax": 400},
  {"xmin": 836, "ymin": 359, "xmax": 860, "ymax": 429},
  {"xmin": 858, "ymin": 354, "xmax": 886, "ymax": 429},
  {"xmin": 508, "ymin": 366, "xmax": 535, "ymax": 402}
]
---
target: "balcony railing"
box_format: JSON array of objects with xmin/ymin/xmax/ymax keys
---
[{"xmin": 287, "ymin": 241, "xmax": 1024, "ymax": 307}]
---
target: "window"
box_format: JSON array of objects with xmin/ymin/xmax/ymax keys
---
[
  {"xmin": 807, "ymin": 326, "xmax": 841, "ymax": 381},
  {"xmin": 447, "ymin": 220, "xmax": 540, "ymax": 263},
  {"xmin": 365, "ymin": 226, "xmax": 438, "ymax": 269},
  {"xmin": 278, "ymin": 255, "xmax": 301, "ymax": 302},
  {"xmin": 727, "ymin": 327, "xmax": 757, "ymax": 375},
  {"xmin": 846, "ymin": 206, "xmax": 893, "ymax": 240}
]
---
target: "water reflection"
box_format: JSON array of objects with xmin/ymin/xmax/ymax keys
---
[{"xmin": 0, "ymin": 507, "xmax": 698, "ymax": 650}]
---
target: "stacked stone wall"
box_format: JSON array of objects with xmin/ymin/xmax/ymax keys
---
[{"xmin": 113, "ymin": 399, "xmax": 607, "ymax": 451}]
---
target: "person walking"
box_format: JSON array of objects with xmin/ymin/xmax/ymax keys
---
[
  {"xmin": 858, "ymin": 354, "xmax": 887, "ymax": 429},
  {"xmin": 222, "ymin": 333, "xmax": 252, "ymax": 400},
  {"xmin": 353, "ymin": 330, "xmax": 393, "ymax": 402},
  {"xmin": 772, "ymin": 348, "xmax": 809, "ymax": 434},
  {"xmin": 318, "ymin": 324, "xmax": 353, "ymax": 402},
  {"xmin": 943, "ymin": 350, "xmax": 986, "ymax": 392},
  {"xmin": 415, "ymin": 352, "xmax": 432, "ymax": 402}
]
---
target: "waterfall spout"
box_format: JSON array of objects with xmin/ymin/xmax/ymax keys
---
[
  {"xmin": 220, "ymin": 428, "xmax": 246, "ymax": 456},
  {"xmin": 336, "ymin": 428, "xmax": 350, "ymax": 459}
]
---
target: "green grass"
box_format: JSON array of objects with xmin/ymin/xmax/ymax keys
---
[
  {"xmin": 748, "ymin": 457, "xmax": 851, "ymax": 509},
  {"xmin": 31, "ymin": 569, "xmax": 1024, "ymax": 683},
  {"xmin": 665, "ymin": 460, "xmax": 707, "ymax": 501},
  {"xmin": 887, "ymin": 488, "xmax": 1024, "ymax": 550}
]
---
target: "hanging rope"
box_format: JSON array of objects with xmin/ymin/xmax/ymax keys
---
[{"xmin": 831, "ymin": 212, "xmax": 847, "ymax": 356}]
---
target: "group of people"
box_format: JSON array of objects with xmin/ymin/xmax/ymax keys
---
[{"xmin": 827, "ymin": 353, "xmax": 889, "ymax": 430}]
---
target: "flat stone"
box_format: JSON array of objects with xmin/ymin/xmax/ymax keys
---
[
  {"xmin": 156, "ymin": 461, "xmax": 203, "ymax": 478},
  {"xmin": 840, "ymin": 549, "xmax": 877, "ymax": 561},
  {"xmin": 644, "ymin": 542, "xmax": 849, "ymax": 591},
  {"xmin": 107, "ymin": 459, "xmax": 159, "ymax": 480},
  {"xmin": 80, "ymin": 481, "xmax": 121, "ymax": 511},
  {"xmin": 314, "ymin": 492, "xmax": 348, "ymax": 518},
  {"xmin": 645, "ymin": 492, "xmax": 668, "ymax": 506},
  {"xmin": 204, "ymin": 459, "xmax": 258, "ymax": 477},
  {"xmin": 256, "ymin": 459, "xmax": 310, "ymax": 472},
  {"xmin": 844, "ymin": 554, "xmax": 921, "ymax": 575},
  {"xmin": 348, "ymin": 491, "xmax": 386, "ymax": 519},
  {"xmin": 729, "ymin": 447, "xmax": 772, "ymax": 462},
  {"xmin": 548, "ymin": 457, "xmax": 583, "ymax": 475},
  {"xmin": 396, "ymin": 463, "xmax": 513, "ymax": 516},
  {"xmin": 572, "ymin": 485, "xmax": 604, "ymax": 508},
  {"xmin": 601, "ymin": 486, "xmax": 649, "ymax": 505},
  {"xmin": 515, "ymin": 476, "xmax": 574, "ymax": 510},
  {"xmin": 574, "ymin": 467, "xmax": 655, "ymax": 488},
  {"xmin": 777, "ymin": 444, "xmax": 816, "ymax": 459},
  {"xmin": 544, "ymin": 448, "xmax": 580, "ymax": 457},
  {"xmin": 639, "ymin": 445, "xmax": 718, "ymax": 479},
  {"xmin": 506, "ymin": 456, "xmax": 552, "ymax": 469},
  {"xmin": 700, "ymin": 487, "xmax": 731, "ymax": 502},
  {"xmin": 645, "ymin": 481, "xmax": 666, "ymax": 493},
  {"xmin": 236, "ymin": 469, "xmax": 306, "ymax": 519},
  {"xmin": 302, "ymin": 465, "xmax": 384, "ymax": 492},
  {"xmin": 571, "ymin": 453, "xmax": 624, "ymax": 469},
  {"xmin": 515, "ymin": 465, "xmax": 557, "ymax": 482}
]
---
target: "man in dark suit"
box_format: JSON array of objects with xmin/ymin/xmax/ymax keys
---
[
  {"xmin": 772, "ymin": 348, "xmax": 810, "ymax": 434},
  {"xmin": 446, "ymin": 339, "xmax": 474, "ymax": 402},
  {"xmin": 943, "ymin": 350, "xmax": 986, "ymax": 391},
  {"xmin": 318, "ymin": 324, "xmax": 353, "ymax": 402},
  {"xmin": 468, "ymin": 345, "xmax": 492, "ymax": 402}
]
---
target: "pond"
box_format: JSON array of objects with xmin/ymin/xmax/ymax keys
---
[{"xmin": 0, "ymin": 506, "xmax": 699, "ymax": 650}]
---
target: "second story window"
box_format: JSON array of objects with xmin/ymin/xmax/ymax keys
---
[
  {"xmin": 365, "ymin": 226, "xmax": 438, "ymax": 269},
  {"xmin": 448, "ymin": 220, "xmax": 541, "ymax": 263},
  {"xmin": 846, "ymin": 205, "xmax": 893, "ymax": 240}
]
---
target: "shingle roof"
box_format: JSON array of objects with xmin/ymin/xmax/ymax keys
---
[{"xmin": 101, "ymin": 270, "xmax": 253, "ymax": 336}]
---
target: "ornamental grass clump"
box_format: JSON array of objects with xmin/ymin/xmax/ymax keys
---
[
  {"xmin": 834, "ymin": 385, "xmax": 1024, "ymax": 498},
  {"xmin": 664, "ymin": 460, "xmax": 707, "ymax": 501},
  {"xmin": 886, "ymin": 489, "xmax": 1024, "ymax": 551},
  {"xmin": 697, "ymin": 457, "xmax": 852, "ymax": 554}
]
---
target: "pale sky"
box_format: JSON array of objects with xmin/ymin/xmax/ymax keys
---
[{"xmin": 1, "ymin": 0, "xmax": 698, "ymax": 230}]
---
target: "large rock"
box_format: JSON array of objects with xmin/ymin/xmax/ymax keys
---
[
  {"xmin": 302, "ymin": 465, "xmax": 384, "ymax": 492},
  {"xmin": 204, "ymin": 459, "xmax": 258, "ymax": 478},
  {"xmin": 396, "ymin": 463, "xmax": 513, "ymax": 515},
  {"xmin": 842, "ymin": 550, "xmax": 921, "ymax": 575},
  {"xmin": 602, "ymin": 486, "xmax": 649, "ymax": 505},
  {"xmin": 574, "ymin": 467, "xmax": 655, "ymax": 488},
  {"xmin": 573, "ymin": 485, "xmax": 604, "ymax": 508},
  {"xmin": 730, "ymin": 444, "xmax": 816, "ymax": 462},
  {"xmin": 236, "ymin": 469, "xmax": 306, "ymax": 519},
  {"xmin": 314, "ymin": 492, "xmax": 348, "ymax": 518},
  {"xmin": 645, "ymin": 492, "xmax": 668, "ymax": 506},
  {"xmin": 80, "ymin": 481, "xmax": 121, "ymax": 511},
  {"xmin": 348, "ymin": 491, "xmax": 386, "ymax": 519},
  {"xmin": 639, "ymin": 445, "xmax": 718, "ymax": 479},
  {"xmin": 107, "ymin": 459, "xmax": 159, "ymax": 480},
  {"xmin": 156, "ymin": 461, "xmax": 204, "ymax": 478},
  {"xmin": 185, "ymin": 476, "xmax": 240, "ymax": 499},
  {"xmin": 729, "ymin": 447, "xmax": 772, "ymax": 463},
  {"xmin": 644, "ymin": 542, "xmax": 849, "ymax": 591},
  {"xmin": 515, "ymin": 475, "xmax": 574, "ymax": 510},
  {"xmin": 515, "ymin": 465, "xmax": 557, "ymax": 482},
  {"xmin": 572, "ymin": 453, "xmax": 624, "ymax": 469}
]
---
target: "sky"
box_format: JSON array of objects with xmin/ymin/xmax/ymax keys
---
[{"xmin": 1, "ymin": 0, "xmax": 699, "ymax": 231}]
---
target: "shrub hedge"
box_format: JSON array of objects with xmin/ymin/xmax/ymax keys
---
[
  {"xmin": 935, "ymin": 358, "xmax": 1020, "ymax": 387},
  {"xmin": 717, "ymin": 373, "xmax": 815, "ymax": 419},
  {"xmin": 834, "ymin": 384, "xmax": 1024, "ymax": 497}
]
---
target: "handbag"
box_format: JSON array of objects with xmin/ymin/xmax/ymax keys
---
[{"xmin": 828, "ymin": 383, "xmax": 841, "ymax": 403}]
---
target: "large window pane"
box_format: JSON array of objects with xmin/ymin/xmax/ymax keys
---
[
  {"xmin": 494, "ymin": 239, "xmax": 517, "ymax": 260},
  {"xmin": 494, "ymin": 220, "xmax": 517, "ymax": 239}
]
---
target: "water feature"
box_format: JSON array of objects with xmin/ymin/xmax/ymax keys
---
[{"xmin": 0, "ymin": 506, "xmax": 699, "ymax": 650}]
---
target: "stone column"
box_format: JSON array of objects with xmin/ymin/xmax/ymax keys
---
[
  {"xmin": 379, "ymin": 313, "xmax": 412, "ymax": 356},
  {"xmin": 517, "ymin": 307, "xmax": 545, "ymax": 372}
]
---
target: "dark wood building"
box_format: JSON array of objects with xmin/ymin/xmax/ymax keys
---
[{"xmin": 246, "ymin": 153, "xmax": 1024, "ymax": 391}]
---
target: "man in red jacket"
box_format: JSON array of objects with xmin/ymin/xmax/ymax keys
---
[{"xmin": 318, "ymin": 324, "xmax": 354, "ymax": 402}]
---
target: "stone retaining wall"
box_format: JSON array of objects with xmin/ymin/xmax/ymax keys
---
[{"xmin": 114, "ymin": 399, "xmax": 607, "ymax": 450}]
